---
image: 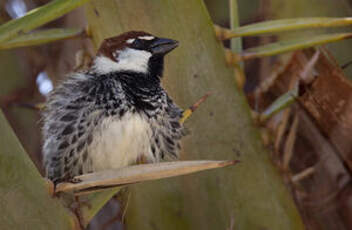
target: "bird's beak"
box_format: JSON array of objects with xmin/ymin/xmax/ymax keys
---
[{"xmin": 150, "ymin": 38, "xmax": 179, "ymax": 55}]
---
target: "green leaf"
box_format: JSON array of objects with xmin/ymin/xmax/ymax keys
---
[
  {"xmin": 229, "ymin": 0, "xmax": 242, "ymax": 53},
  {"xmin": 229, "ymin": 0, "xmax": 245, "ymax": 84},
  {"xmin": 81, "ymin": 188, "xmax": 122, "ymax": 227},
  {"xmin": 0, "ymin": 110, "xmax": 74, "ymax": 229},
  {"xmin": 222, "ymin": 17, "xmax": 352, "ymax": 38},
  {"xmin": 240, "ymin": 33, "xmax": 352, "ymax": 60},
  {"xmin": 0, "ymin": 28, "xmax": 84, "ymax": 49},
  {"xmin": 260, "ymin": 88, "xmax": 298, "ymax": 122},
  {"xmin": 0, "ymin": 0, "xmax": 91, "ymax": 43}
]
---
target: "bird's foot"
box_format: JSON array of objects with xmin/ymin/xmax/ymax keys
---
[
  {"xmin": 136, "ymin": 154, "xmax": 148, "ymax": 164},
  {"xmin": 69, "ymin": 177, "xmax": 83, "ymax": 184},
  {"xmin": 44, "ymin": 178, "xmax": 55, "ymax": 197}
]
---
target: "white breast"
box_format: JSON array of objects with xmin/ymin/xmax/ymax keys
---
[{"xmin": 89, "ymin": 112, "xmax": 154, "ymax": 171}]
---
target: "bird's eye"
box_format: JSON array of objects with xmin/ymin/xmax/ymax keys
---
[{"xmin": 132, "ymin": 39, "xmax": 144, "ymax": 49}]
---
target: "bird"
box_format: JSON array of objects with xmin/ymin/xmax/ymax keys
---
[{"xmin": 42, "ymin": 31, "xmax": 186, "ymax": 184}]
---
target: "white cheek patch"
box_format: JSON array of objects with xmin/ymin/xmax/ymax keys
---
[
  {"xmin": 138, "ymin": 36, "xmax": 155, "ymax": 40},
  {"xmin": 93, "ymin": 48, "xmax": 152, "ymax": 74}
]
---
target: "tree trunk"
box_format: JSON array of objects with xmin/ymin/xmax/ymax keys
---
[{"xmin": 85, "ymin": 0, "xmax": 304, "ymax": 229}]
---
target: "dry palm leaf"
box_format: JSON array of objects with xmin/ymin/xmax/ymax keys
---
[{"xmin": 56, "ymin": 160, "xmax": 238, "ymax": 195}]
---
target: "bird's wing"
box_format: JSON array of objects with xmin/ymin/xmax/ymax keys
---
[{"xmin": 42, "ymin": 73, "xmax": 104, "ymax": 183}]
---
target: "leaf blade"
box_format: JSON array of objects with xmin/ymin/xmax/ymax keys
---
[
  {"xmin": 56, "ymin": 160, "xmax": 238, "ymax": 194},
  {"xmin": 0, "ymin": 28, "xmax": 83, "ymax": 49},
  {"xmin": 0, "ymin": 0, "xmax": 91, "ymax": 43},
  {"xmin": 223, "ymin": 17, "xmax": 352, "ymax": 38},
  {"xmin": 240, "ymin": 33, "xmax": 352, "ymax": 60},
  {"xmin": 260, "ymin": 88, "xmax": 298, "ymax": 122}
]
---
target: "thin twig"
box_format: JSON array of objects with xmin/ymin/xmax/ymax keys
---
[
  {"xmin": 292, "ymin": 167, "xmax": 315, "ymax": 183},
  {"xmin": 282, "ymin": 114, "xmax": 299, "ymax": 170},
  {"xmin": 179, "ymin": 92, "xmax": 212, "ymax": 124}
]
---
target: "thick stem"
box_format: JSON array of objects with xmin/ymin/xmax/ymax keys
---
[
  {"xmin": 85, "ymin": 0, "xmax": 304, "ymax": 229},
  {"xmin": 0, "ymin": 110, "xmax": 75, "ymax": 229}
]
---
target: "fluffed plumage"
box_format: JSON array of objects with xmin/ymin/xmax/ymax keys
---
[{"xmin": 42, "ymin": 31, "xmax": 185, "ymax": 184}]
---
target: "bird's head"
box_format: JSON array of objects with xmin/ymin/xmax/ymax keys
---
[{"xmin": 92, "ymin": 31, "xmax": 178, "ymax": 77}]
